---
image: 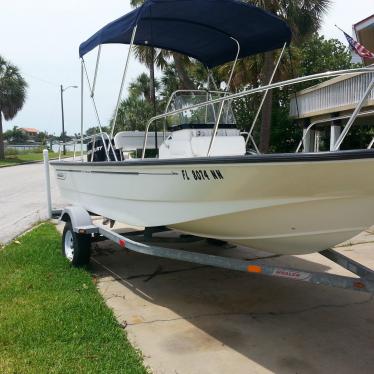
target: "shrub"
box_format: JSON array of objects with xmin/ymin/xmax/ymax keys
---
[{"xmin": 5, "ymin": 148, "xmax": 19, "ymax": 156}]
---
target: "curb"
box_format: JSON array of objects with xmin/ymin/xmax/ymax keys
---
[
  {"xmin": 0, "ymin": 160, "xmax": 43, "ymax": 168},
  {"xmin": 0, "ymin": 156, "xmax": 67, "ymax": 169}
]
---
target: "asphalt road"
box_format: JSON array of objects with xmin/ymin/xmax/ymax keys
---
[{"xmin": 0, "ymin": 162, "xmax": 63, "ymax": 245}]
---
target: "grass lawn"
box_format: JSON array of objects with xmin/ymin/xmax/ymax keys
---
[
  {"xmin": 0, "ymin": 151, "xmax": 74, "ymax": 167},
  {"xmin": 0, "ymin": 223, "xmax": 147, "ymax": 374}
]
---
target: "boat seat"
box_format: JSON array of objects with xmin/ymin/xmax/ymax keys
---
[
  {"xmin": 159, "ymin": 128, "xmax": 246, "ymax": 158},
  {"xmin": 191, "ymin": 136, "xmax": 245, "ymax": 156},
  {"xmin": 114, "ymin": 132, "xmax": 136, "ymax": 151}
]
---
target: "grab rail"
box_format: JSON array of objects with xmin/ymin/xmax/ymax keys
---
[
  {"xmin": 141, "ymin": 67, "xmax": 374, "ymax": 158},
  {"xmin": 332, "ymin": 76, "xmax": 374, "ymax": 150}
]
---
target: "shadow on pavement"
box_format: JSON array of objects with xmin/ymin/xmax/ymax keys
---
[{"xmin": 90, "ymin": 236, "xmax": 374, "ymax": 374}]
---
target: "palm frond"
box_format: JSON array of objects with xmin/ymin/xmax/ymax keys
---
[{"xmin": 243, "ymin": 0, "xmax": 331, "ymax": 45}]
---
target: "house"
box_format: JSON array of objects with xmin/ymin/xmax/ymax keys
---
[
  {"xmin": 353, "ymin": 14, "xmax": 374, "ymax": 66},
  {"xmin": 289, "ymin": 15, "xmax": 374, "ymax": 152},
  {"xmin": 20, "ymin": 128, "xmax": 39, "ymax": 137}
]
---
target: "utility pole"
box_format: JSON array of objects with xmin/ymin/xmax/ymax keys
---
[
  {"xmin": 150, "ymin": 48, "xmax": 158, "ymax": 150},
  {"xmin": 60, "ymin": 85, "xmax": 66, "ymax": 155},
  {"xmin": 60, "ymin": 84, "xmax": 78, "ymax": 155}
]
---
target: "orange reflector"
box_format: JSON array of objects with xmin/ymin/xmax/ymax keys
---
[
  {"xmin": 119, "ymin": 239, "xmax": 126, "ymax": 248},
  {"xmin": 78, "ymin": 229, "xmax": 86, "ymax": 234},
  {"xmin": 247, "ymin": 265, "xmax": 262, "ymax": 273},
  {"xmin": 354, "ymin": 281, "xmax": 365, "ymax": 289}
]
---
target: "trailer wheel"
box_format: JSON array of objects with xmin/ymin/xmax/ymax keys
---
[{"xmin": 62, "ymin": 221, "xmax": 91, "ymax": 267}]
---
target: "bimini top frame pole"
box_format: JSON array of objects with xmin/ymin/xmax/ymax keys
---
[
  {"xmin": 91, "ymin": 45, "xmax": 102, "ymax": 98},
  {"xmin": 80, "ymin": 60, "xmax": 84, "ymax": 160},
  {"xmin": 207, "ymin": 37, "xmax": 240, "ymax": 156},
  {"xmin": 111, "ymin": 25, "xmax": 138, "ymax": 139},
  {"xmin": 81, "ymin": 58, "xmax": 114, "ymax": 161},
  {"xmin": 245, "ymin": 42, "xmax": 287, "ymax": 151}
]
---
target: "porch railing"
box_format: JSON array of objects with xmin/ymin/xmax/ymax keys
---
[{"xmin": 290, "ymin": 72, "xmax": 374, "ymax": 118}]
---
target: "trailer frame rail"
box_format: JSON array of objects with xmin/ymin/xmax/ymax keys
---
[{"xmin": 74, "ymin": 222, "xmax": 374, "ymax": 294}]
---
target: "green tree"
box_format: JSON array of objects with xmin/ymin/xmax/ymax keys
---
[
  {"xmin": 11, "ymin": 126, "xmax": 28, "ymax": 144},
  {"xmin": 114, "ymin": 73, "xmax": 160, "ymax": 131},
  {"xmin": 3, "ymin": 129, "xmax": 12, "ymax": 142},
  {"xmin": 116, "ymin": 96, "xmax": 153, "ymax": 131},
  {"xmin": 132, "ymin": 45, "xmax": 167, "ymax": 115},
  {"xmin": 241, "ymin": 0, "xmax": 331, "ymax": 153},
  {"xmin": 270, "ymin": 34, "xmax": 356, "ymax": 153},
  {"xmin": 159, "ymin": 64, "xmax": 180, "ymax": 102},
  {"xmin": 0, "ymin": 56, "xmax": 27, "ymax": 159},
  {"xmin": 3, "ymin": 125, "xmax": 28, "ymax": 144},
  {"xmin": 85, "ymin": 126, "xmax": 109, "ymax": 136},
  {"xmin": 299, "ymin": 34, "xmax": 356, "ymax": 77},
  {"xmin": 129, "ymin": 72, "xmax": 160, "ymax": 102},
  {"xmin": 35, "ymin": 131, "xmax": 49, "ymax": 145}
]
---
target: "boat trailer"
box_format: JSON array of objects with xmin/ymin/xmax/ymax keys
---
[
  {"xmin": 55, "ymin": 205, "xmax": 374, "ymax": 294},
  {"xmin": 43, "ymin": 152, "xmax": 374, "ymax": 295}
]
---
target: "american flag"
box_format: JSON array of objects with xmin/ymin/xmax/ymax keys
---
[{"xmin": 343, "ymin": 31, "xmax": 374, "ymax": 60}]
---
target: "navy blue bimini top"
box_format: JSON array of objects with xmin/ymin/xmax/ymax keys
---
[{"xmin": 79, "ymin": 0, "xmax": 291, "ymax": 68}]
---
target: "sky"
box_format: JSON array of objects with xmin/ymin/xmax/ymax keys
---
[{"xmin": 1, "ymin": 0, "xmax": 373, "ymax": 135}]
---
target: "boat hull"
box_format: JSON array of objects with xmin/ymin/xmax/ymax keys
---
[{"xmin": 51, "ymin": 151, "xmax": 374, "ymax": 255}]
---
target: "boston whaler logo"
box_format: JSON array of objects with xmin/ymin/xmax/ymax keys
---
[
  {"xmin": 57, "ymin": 172, "xmax": 66, "ymax": 180},
  {"xmin": 181, "ymin": 169, "xmax": 224, "ymax": 181}
]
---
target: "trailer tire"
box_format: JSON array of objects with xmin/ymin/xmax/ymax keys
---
[{"xmin": 62, "ymin": 221, "xmax": 91, "ymax": 267}]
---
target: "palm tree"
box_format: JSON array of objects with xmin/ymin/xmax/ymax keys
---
[
  {"xmin": 0, "ymin": 56, "xmax": 27, "ymax": 159},
  {"xmin": 244, "ymin": 0, "xmax": 331, "ymax": 152},
  {"xmin": 113, "ymin": 73, "xmax": 162, "ymax": 132},
  {"xmin": 129, "ymin": 72, "xmax": 160, "ymax": 102},
  {"xmin": 160, "ymin": 64, "xmax": 182, "ymax": 100},
  {"xmin": 130, "ymin": 0, "xmax": 171, "ymax": 147},
  {"xmin": 172, "ymin": 53, "xmax": 195, "ymax": 90},
  {"xmin": 132, "ymin": 45, "xmax": 167, "ymax": 114}
]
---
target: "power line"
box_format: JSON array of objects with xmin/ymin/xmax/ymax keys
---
[{"xmin": 21, "ymin": 72, "xmax": 59, "ymax": 87}]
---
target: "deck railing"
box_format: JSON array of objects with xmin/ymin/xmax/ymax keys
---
[{"xmin": 290, "ymin": 72, "xmax": 374, "ymax": 118}]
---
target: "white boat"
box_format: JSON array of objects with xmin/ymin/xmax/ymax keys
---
[{"xmin": 51, "ymin": 0, "xmax": 374, "ymax": 255}]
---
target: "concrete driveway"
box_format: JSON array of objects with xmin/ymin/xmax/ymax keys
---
[
  {"xmin": 0, "ymin": 162, "xmax": 63, "ymax": 245},
  {"xmin": 88, "ymin": 228, "xmax": 374, "ymax": 374}
]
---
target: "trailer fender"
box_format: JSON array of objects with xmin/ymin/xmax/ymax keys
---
[{"xmin": 59, "ymin": 206, "xmax": 93, "ymax": 232}]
